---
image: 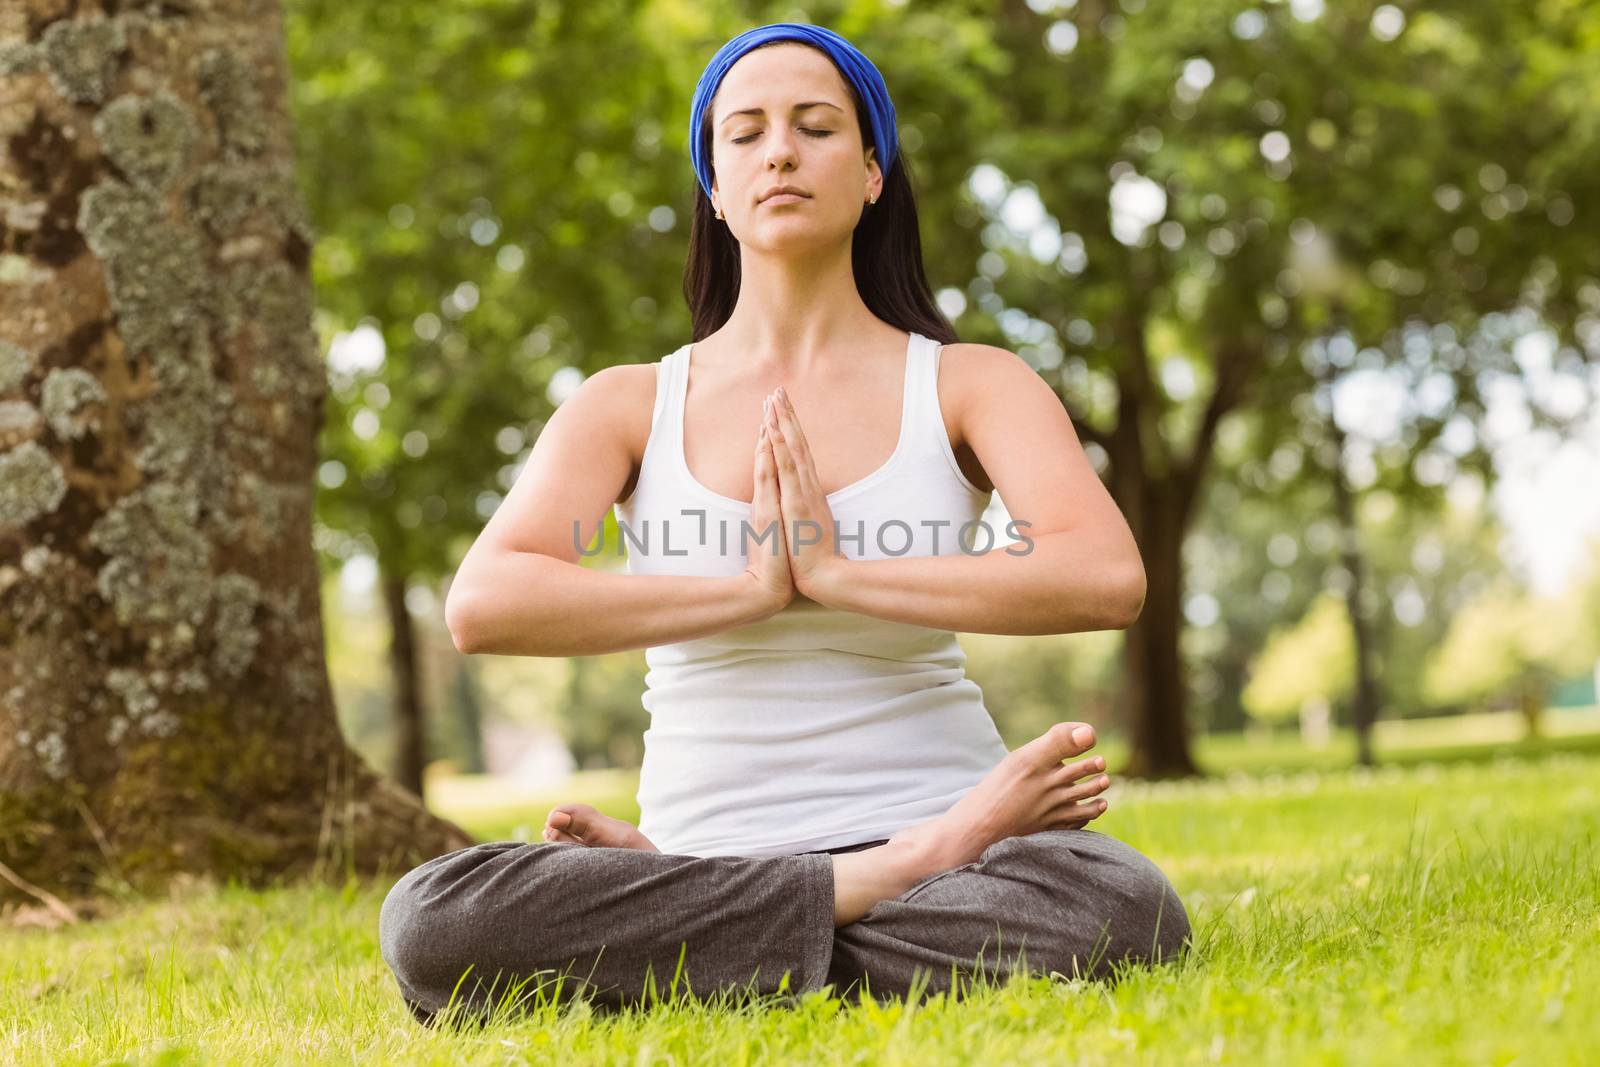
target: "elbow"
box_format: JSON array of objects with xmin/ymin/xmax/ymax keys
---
[
  {"xmin": 443, "ymin": 582, "xmax": 482, "ymax": 655},
  {"xmin": 1108, "ymin": 557, "xmax": 1146, "ymax": 630}
]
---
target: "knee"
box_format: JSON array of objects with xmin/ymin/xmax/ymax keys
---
[
  {"xmin": 378, "ymin": 858, "xmax": 451, "ymax": 1002},
  {"xmin": 377, "ymin": 843, "xmax": 510, "ymax": 1008},
  {"xmin": 1076, "ymin": 831, "xmax": 1191, "ymax": 965},
  {"xmin": 997, "ymin": 829, "xmax": 1191, "ymax": 970}
]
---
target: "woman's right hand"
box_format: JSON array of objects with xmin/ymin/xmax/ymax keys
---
[{"xmin": 742, "ymin": 410, "xmax": 796, "ymax": 616}]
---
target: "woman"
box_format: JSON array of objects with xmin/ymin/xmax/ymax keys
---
[{"xmin": 379, "ymin": 22, "xmax": 1190, "ymax": 1027}]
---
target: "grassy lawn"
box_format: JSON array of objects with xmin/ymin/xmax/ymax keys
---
[{"xmin": 5, "ymin": 723, "xmax": 1597, "ymax": 1064}]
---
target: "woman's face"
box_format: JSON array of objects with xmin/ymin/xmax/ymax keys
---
[{"xmin": 707, "ymin": 43, "xmax": 881, "ymax": 252}]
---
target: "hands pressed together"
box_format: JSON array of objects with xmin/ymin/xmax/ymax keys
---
[
  {"xmin": 543, "ymin": 388, "xmax": 843, "ymax": 850},
  {"xmin": 745, "ymin": 384, "xmax": 849, "ymax": 615}
]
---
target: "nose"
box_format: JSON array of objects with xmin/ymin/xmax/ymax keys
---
[{"xmin": 764, "ymin": 130, "xmax": 801, "ymax": 170}]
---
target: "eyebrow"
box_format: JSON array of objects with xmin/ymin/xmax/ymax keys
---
[{"xmin": 720, "ymin": 101, "xmax": 844, "ymax": 126}]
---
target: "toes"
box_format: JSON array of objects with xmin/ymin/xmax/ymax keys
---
[
  {"xmin": 1053, "ymin": 774, "xmax": 1111, "ymax": 803},
  {"xmin": 541, "ymin": 824, "xmax": 584, "ymax": 844},
  {"xmin": 1051, "ymin": 753, "xmax": 1107, "ymax": 786},
  {"xmin": 1051, "ymin": 796, "xmax": 1109, "ymax": 826},
  {"xmin": 546, "ymin": 803, "xmax": 598, "ymax": 836},
  {"xmin": 1040, "ymin": 721, "xmax": 1097, "ymax": 763}
]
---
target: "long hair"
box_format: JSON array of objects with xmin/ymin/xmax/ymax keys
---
[{"xmin": 682, "ymin": 41, "xmax": 957, "ymax": 345}]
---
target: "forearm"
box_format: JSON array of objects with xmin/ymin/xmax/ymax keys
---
[
  {"xmin": 809, "ymin": 528, "xmax": 1144, "ymax": 635},
  {"xmin": 447, "ymin": 551, "xmax": 776, "ymax": 657}
]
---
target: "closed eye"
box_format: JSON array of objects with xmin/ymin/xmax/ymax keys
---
[{"xmin": 732, "ymin": 129, "xmax": 834, "ymax": 144}]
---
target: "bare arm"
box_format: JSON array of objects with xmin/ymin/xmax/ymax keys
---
[
  {"xmin": 802, "ymin": 345, "xmax": 1145, "ymax": 635},
  {"xmin": 445, "ymin": 364, "xmax": 780, "ymax": 657}
]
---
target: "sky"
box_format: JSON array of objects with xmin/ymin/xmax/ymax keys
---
[
  {"xmin": 1488, "ymin": 403, "xmax": 1600, "ymax": 597},
  {"xmin": 1327, "ymin": 326, "xmax": 1600, "ymax": 598}
]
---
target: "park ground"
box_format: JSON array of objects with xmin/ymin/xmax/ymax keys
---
[{"xmin": 4, "ymin": 708, "xmax": 1598, "ymax": 1065}]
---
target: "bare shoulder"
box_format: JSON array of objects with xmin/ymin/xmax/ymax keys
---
[
  {"xmin": 562, "ymin": 361, "xmax": 659, "ymax": 460},
  {"xmin": 935, "ymin": 342, "xmax": 1049, "ymax": 436},
  {"xmin": 938, "ymin": 341, "xmax": 1034, "ymax": 380}
]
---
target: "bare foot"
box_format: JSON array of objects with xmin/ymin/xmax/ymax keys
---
[
  {"xmin": 831, "ymin": 722, "xmax": 1110, "ymax": 925},
  {"xmin": 886, "ymin": 721, "xmax": 1110, "ymax": 871},
  {"xmin": 541, "ymin": 804, "xmax": 661, "ymax": 851}
]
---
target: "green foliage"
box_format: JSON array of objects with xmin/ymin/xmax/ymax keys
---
[
  {"xmin": 288, "ymin": 0, "xmax": 696, "ymax": 585},
  {"xmin": 1423, "ymin": 574, "xmax": 1597, "ymax": 708},
  {"xmin": 558, "ymin": 652, "xmax": 651, "ymax": 770},
  {"xmin": 1242, "ymin": 592, "xmax": 1353, "ymax": 723},
  {"xmin": 283, "ymin": 0, "xmax": 1600, "ymax": 772},
  {"xmin": 962, "ymin": 630, "xmax": 1122, "ymax": 748}
]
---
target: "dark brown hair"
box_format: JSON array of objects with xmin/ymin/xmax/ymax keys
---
[{"xmin": 681, "ymin": 41, "xmax": 957, "ymax": 345}]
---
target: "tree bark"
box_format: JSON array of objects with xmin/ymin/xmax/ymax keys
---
[
  {"xmin": 0, "ymin": 6, "xmax": 472, "ymax": 905},
  {"xmin": 1320, "ymin": 370, "xmax": 1382, "ymax": 767},
  {"xmin": 1096, "ymin": 310, "xmax": 1228, "ymax": 779},
  {"xmin": 1116, "ymin": 490, "xmax": 1201, "ymax": 779},
  {"xmin": 1329, "ymin": 452, "xmax": 1381, "ymax": 766},
  {"xmin": 451, "ymin": 655, "xmax": 488, "ymax": 775},
  {"xmin": 1519, "ymin": 674, "xmax": 1546, "ymax": 740},
  {"xmin": 381, "ymin": 564, "xmax": 426, "ymax": 798}
]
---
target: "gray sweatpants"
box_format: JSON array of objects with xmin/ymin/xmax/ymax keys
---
[{"xmin": 378, "ymin": 828, "xmax": 1190, "ymax": 1026}]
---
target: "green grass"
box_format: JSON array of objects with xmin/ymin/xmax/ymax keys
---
[{"xmin": 5, "ymin": 731, "xmax": 1598, "ymax": 1064}]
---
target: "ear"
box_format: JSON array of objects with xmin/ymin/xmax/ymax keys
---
[{"xmin": 864, "ymin": 146, "xmax": 882, "ymax": 199}]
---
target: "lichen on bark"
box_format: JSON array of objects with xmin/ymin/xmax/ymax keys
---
[
  {"xmin": 40, "ymin": 367, "xmax": 107, "ymax": 440},
  {"xmin": 0, "ymin": 340, "xmax": 31, "ymax": 392},
  {"xmin": 0, "ymin": 442, "xmax": 68, "ymax": 528},
  {"xmin": 1, "ymin": 8, "xmax": 474, "ymax": 907},
  {"xmin": 36, "ymin": 16, "xmax": 128, "ymax": 106},
  {"xmin": 88, "ymin": 481, "xmax": 213, "ymax": 627}
]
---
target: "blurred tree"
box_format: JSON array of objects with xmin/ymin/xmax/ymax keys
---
[
  {"xmin": 322, "ymin": 571, "xmax": 399, "ymax": 769},
  {"xmin": 1312, "ymin": 344, "xmax": 1382, "ymax": 764},
  {"xmin": 963, "ymin": 630, "xmax": 1123, "ymax": 747},
  {"xmin": 1183, "ymin": 456, "xmax": 1517, "ymax": 740},
  {"xmin": 284, "ymin": 0, "xmax": 1600, "ymax": 785},
  {"xmin": 558, "ymin": 653, "xmax": 650, "ymax": 770},
  {"xmin": 956, "ymin": 0, "xmax": 1600, "ymax": 775},
  {"xmin": 1357, "ymin": 490, "xmax": 1512, "ymax": 718},
  {"xmin": 1422, "ymin": 575, "xmax": 1595, "ymax": 737},
  {"xmin": 0, "ymin": 3, "xmax": 471, "ymax": 902},
  {"xmin": 287, "ymin": 0, "xmax": 692, "ymax": 796},
  {"xmin": 1568, "ymin": 537, "xmax": 1600, "ymax": 670},
  {"xmin": 1180, "ymin": 460, "xmax": 1332, "ymax": 734},
  {"xmin": 1241, "ymin": 592, "xmax": 1353, "ymax": 739},
  {"xmin": 441, "ymin": 654, "xmax": 489, "ymax": 776}
]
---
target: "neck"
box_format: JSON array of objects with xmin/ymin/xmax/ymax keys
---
[{"xmin": 714, "ymin": 240, "xmax": 885, "ymax": 375}]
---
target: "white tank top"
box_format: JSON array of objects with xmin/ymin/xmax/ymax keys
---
[{"xmin": 612, "ymin": 330, "xmax": 1009, "ymax": 857}]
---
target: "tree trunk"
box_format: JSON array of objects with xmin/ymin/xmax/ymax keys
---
[
  {"xmin": 1100, "ymin": 323, "xmax": 1206, "ymax": 780},
  {"xmin": 1519, "ymin": 674, "xmax": 1546, "ymax": 740},
  {"xmin": 381, "ymin": 565, "xmax": 426, "ymax": 797},
  {"xmin": 0, "ymin": 6, "xmax": 472, "ymax": 904},
  {"xmin": 451, "ymin": 655, "xmax": 488, "ymax": 775},
  {"xmin": 1117, "ymin": 493, "xmax": 1200, "ymax": 778},
  {"xmin": 1322, "ymin": 373, "xmax": 1382, "ymax": 766}
]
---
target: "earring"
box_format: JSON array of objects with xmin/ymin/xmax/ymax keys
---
[
  {"xmin": 866, "ymin": 194, "xmax": 877, "ymax": 204},
  {"xmin": 715, "ymin": 205, "xmax": 723, "ymax": 219}
]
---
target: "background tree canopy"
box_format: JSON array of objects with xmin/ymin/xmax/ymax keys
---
[{"xmin": 281, "ymin": 0, "xmax": 1600, "ymax": 782}]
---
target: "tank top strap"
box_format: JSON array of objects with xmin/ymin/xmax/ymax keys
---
[
  {"xmin": 656, "ymin": 348, "xmax": 680, "ymax": 429},
  {"xmin": 903, "ymin": 332, "xmax": 946, "ymax": 458},
  {"xmin": 637, "ymin": 345, "xmax": 688, "ymax": 470}
]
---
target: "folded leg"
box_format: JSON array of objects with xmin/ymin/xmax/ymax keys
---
[
  {"xmin": 827, "ymin": 829, "xmax": 1191, "ymax": 1005},
  {"xmin": 378, "ymin": 840, "xmax": 836, "ymax": 1024}
]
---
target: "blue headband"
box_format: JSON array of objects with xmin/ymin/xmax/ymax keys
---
[{"xmin": 688, "ymin": 22, "xmax": 899, "ymax": 206}]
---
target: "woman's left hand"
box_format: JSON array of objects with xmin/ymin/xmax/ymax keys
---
[{"xmin": 763, "ymin": 385, "xmax": 848, "ymax": 599}]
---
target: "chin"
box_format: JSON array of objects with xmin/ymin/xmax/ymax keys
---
[{"xmin": 742, "ymin": 223, "xmax": 847, "ymax": 252}]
